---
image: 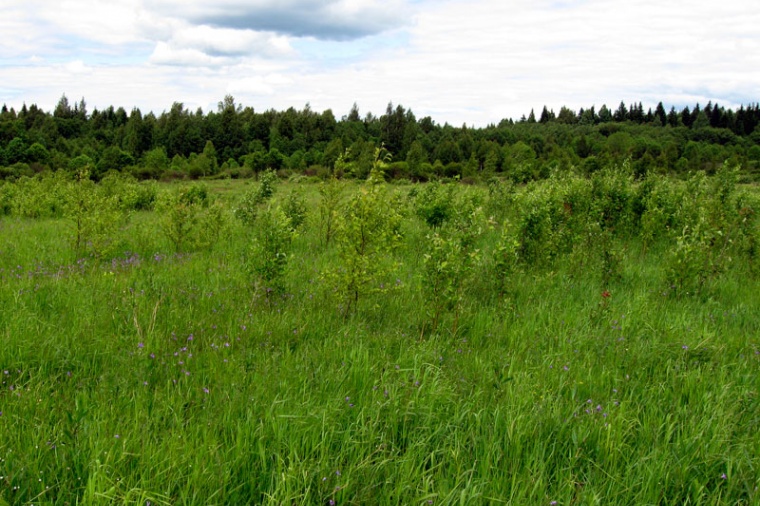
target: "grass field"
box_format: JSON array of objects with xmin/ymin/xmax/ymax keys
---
[{"xmin": 1, "ymin": 170, "xmax": 759, "ymax": 505}]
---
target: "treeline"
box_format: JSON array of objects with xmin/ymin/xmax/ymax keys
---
[{"xmin": 2, "ymin": 94, "xmax": 760, "ymax": 182}]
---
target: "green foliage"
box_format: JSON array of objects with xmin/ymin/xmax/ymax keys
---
[
  {"xmin": 513, "ymin": 185, "xmax": 560, "ymax": 266},
  {"xmin": 247, "ymin": 204, "xmax": 294, "ymax": 293},
  {"xmin": 325, "ymin": 149, "xmax": 403, "ymax": 315},
  {"xmin": 95, "ymin": 146, "xmax": 134, "ymax": 179},
  {"xmin": 63, "ymin": 169, "xmax": 129, "ymax": 260},
  {"xmin": 25, "ymin": 142, "xmax": 50, "ymax": 165},
  {"xmin": 0, "ymin": 181, "xmax": 12, "ymax": 215},
  {"xmin": 8, "ymin": 172, "xmax": 70, "ymax": 218},
  {"xmin": 485, "ymin": 177, "xmax": 515, "ymax": 221},
  {"xmin": 156, "ymin": 183, "xmax": 224, "ymax": 252},
  {"xmin": 406, "ymin": 140, "xmax": 429, "ymax": 181},
  {"xmin": 665, "ymin": 221, "xmax": 715, "ymax": 296},
  {"xmin": 317, "ymin": 174, "xmax": 345, "ymax": 247},
  {"xmin": 413, "ymin": 181, "xmax": 456, "ymax": 229},
  {"xmin": 588, "ymin": 163, "xmax": 637, "ymax": 233},
  {"xmin": 99, "ymin": 172, "xmax": 158, "ymax": 211},
  {"xmin": 140, "ymin": 147, "xmax": 170, "ymax": 179},
  {"xmin": 282, "ymin": 189, "xmax": 307, "ymax": 231},
  {"xmin": 257, "ymin": 168, "xmax": 278, "ymax": 200},
  {"xmin": 5, "ymin": 137, "xmax": 26, "ymax": 164},
  {"xmin": 2, "ymin": 175, "xmax": 760, "ymax": 505},
  {"xmin": 421, "ymin": 203, "xmax": 484, "ymax": 335},
  {"xmin": 638, "ymin": 173, "xmax": 680, "ymax": 250},
  {"xmin": 503, "ymin": 140, "xmax": 537, "ymax": 183},
  {"xmin": 491, "ymin": 221, "xmax": 520, "ymax": 296},
  {"xmin": 200, "ymin": 200, "xmax": 230, "ymax": 251},
  {"xmin": 234, "ymin": 169, "xmax": 278, "ymax": 225}
]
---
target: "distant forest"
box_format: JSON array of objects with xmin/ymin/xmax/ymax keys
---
[{"xmin": 2, "ymin": 94, "xmax": 760, "ymax": 182}]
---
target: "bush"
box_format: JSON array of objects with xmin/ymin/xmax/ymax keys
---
[
  {"xmin": 235, "ymin": 170, "xmax": 278, "ymax": 226},
  {"xmin": 247, "ymin": 204, "xmax": 294, "ymax": 294}
]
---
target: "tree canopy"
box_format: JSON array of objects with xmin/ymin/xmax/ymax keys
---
[{"xmin": 2, "ymin": 94, "xmax": 760, "ymax": 182}]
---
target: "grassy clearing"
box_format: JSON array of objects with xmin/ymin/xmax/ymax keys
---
[{"xmin": 1, "ymin": 171, "xmax": 759, "ymax": 505}]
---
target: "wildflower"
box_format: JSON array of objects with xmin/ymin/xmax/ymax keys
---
[
  {"xmin": 721, "ymin": 473, "xmax": 727, "ymax": 480},
  {"xmin": 682, "ymin": 345, "xmax": 688, "ymax": 350},
  {"xmin": 601, "ymin": 290, "xmax": 611, "ymax": 298},
  {"xmin": 137, "ymin": 342, "xmax": 144, "ymax": 348}
]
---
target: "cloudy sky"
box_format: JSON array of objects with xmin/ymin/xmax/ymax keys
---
[{"xmin": 1, "ymin": 0, "xmax": 759, "ymax": 126}]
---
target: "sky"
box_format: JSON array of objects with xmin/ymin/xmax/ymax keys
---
[{"xmin": 1, "ymin": 0, "xmax": 759, "ymax": 127}]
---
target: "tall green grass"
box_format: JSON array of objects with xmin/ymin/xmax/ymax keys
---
[{"xmin": 1, "ymin": 176, "xmax": 759, "ymax": 505}]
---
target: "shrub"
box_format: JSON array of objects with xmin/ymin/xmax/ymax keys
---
[
  {"xmin": 324, "ymin": 148, "xmax": 403, "ymax": 316},
  {"xmin": 235, "ymin": 169, "xmax": 278, "ymax": 226},
  {"xmin": 247, "ymin": 204, "xmax": 294, "ymax": 295}
]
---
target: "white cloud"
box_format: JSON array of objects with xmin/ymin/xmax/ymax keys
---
[
  {"xmin": 149, "ymin": 42, "xmax": 231, "ymax": 67},
  {"xmin": 39, "ymin": 0, "xmax": 144, "ymax": 45},
  {"xmin": 227, "ymin": 74, "xmax": 295, "ymax": 96},
  {"xmin": 64, "ymin": 60, "xmax": 91, "ymax": 75},
  {"xmin": 164, "ymin": 24, "xmax": 294, "ymax": 58},
  {"xmin": 2, "ymin": 0, "xmax": 759, "ymax": 126},
  {"xmin": 149, "ymin": 0, "xmax": 411, "ymax": 39}
]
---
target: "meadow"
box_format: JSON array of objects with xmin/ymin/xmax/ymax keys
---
[{"xmin": 1, "ymin": 161, "xmax": 759, "ymax": 505}]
